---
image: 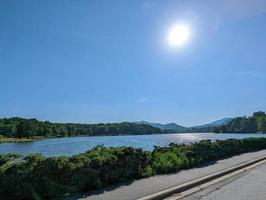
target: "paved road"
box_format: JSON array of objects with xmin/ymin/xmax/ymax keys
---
[
  {"xmin": 67, "ymin": 150, "xmax": 266, "ymax": 200},
  {"xmin": 184, "ymin": 162, "xmax": 266, "ymax": 200}
]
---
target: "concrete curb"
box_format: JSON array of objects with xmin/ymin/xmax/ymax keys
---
[
  {"xmin": 138, "ymin": 155, "xmax": 266, "ymax": 200},
  {"xmin": 165, "ymin": 159, "xmax": 266, "ymax": 200}
]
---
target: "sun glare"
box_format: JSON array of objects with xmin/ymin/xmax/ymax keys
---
[{"xmin": 168, "ymin": 24, "xmax": 190, "ymax": 47}]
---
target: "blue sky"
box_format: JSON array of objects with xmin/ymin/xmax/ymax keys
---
[{"xmin": 1, "ymin": 0, "xmax": 266, "ymax": 126}]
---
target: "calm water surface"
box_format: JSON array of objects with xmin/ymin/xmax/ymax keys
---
[{"xmin": 1, "ymin": 133, "xmax": 266, "ymax": 157}]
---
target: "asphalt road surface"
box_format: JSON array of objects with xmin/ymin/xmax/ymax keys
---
[
  {"xmin": 66, "ymin": 150, "xmax": 266, "ymax": 200},
  {"xmin": 184, "ymin": 162, "xmax": 266, "ymax": 200}
]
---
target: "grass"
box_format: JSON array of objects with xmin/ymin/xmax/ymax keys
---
[{"xmin": 0, "ymin": 138, "xmax": 34, "ymax": 143}]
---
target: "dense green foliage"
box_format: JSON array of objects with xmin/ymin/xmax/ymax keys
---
[
  {"xmin": 1, "ymin": 138, "xmax": 266, "ymax": 199},
  {"xmin": 214, "ymin": 111, "xmax": 266, "ymax": 133},
  {"xmin": 0, "ymin": 117, "xmax": 161, "ymax": 138}
]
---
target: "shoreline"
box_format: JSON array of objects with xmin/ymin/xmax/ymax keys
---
[
  {"xmin": 0, "ymin": 132, "xmax": 265, "ymax": 144},
  {"xmin": 0, "ymin": 138, "xmax": 34, "ymax": 143}
]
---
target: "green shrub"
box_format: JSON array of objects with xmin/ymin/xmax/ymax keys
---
[{"xmin": 1, "ymin": 138, "xmax": 266, "ymax": 199}]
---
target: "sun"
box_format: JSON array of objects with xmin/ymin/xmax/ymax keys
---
[{"xmin": 168, "ymin": 24, "xmax": 190, "ymax": 47}]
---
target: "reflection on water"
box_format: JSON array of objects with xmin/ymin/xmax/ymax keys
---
[{"xmin": 1, "ymin": 133, "xmax": 266, "ymax": 157}]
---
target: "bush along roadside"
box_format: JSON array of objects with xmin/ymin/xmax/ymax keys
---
[{"xmin": 1, "ymin": 138, "xmax": 266, "ymax": 199}]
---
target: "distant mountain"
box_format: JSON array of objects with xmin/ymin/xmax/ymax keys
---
[
  {"xmin": 192, "ymin": 118, "xmax": 232, "ymax": 129},
  {"xmin": 208, "ymin": 118, "xmax": 232, "ymax": 126},
  {"xmin": 137, "ymin": 118, "xmax": 232, "ymax": 133},
  {"xmin": 137, "ymin": 121, "xmax": 188, "ymax": 132}
]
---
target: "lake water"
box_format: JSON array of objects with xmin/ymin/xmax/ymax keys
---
[{"xmin": 1, "ymin": 133, "xmax": 266, "ymax": 157}]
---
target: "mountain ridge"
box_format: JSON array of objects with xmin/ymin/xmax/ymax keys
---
[
  {"xmin": 137, "ymin": 118, "xmax": 232, "ymax": 133},
  {"xmin": 191, "ymin": 118, "xmax": 233, "ymax": 129},
  {"xmin": 137, "ymin": 121, "xmax": 187, "ymax": 132}
]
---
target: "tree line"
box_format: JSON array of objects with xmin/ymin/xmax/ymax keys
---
[
  {"xmin": 1, "ymin": 111, "xmax": 265, "ymax": 138},
  {"xmin": 0, "ymin": 117, "xmax": 161, "ymax": 138},
  {"xmin": 214, "ymin": 111, "xmax": 266, "ymax": 133}
]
